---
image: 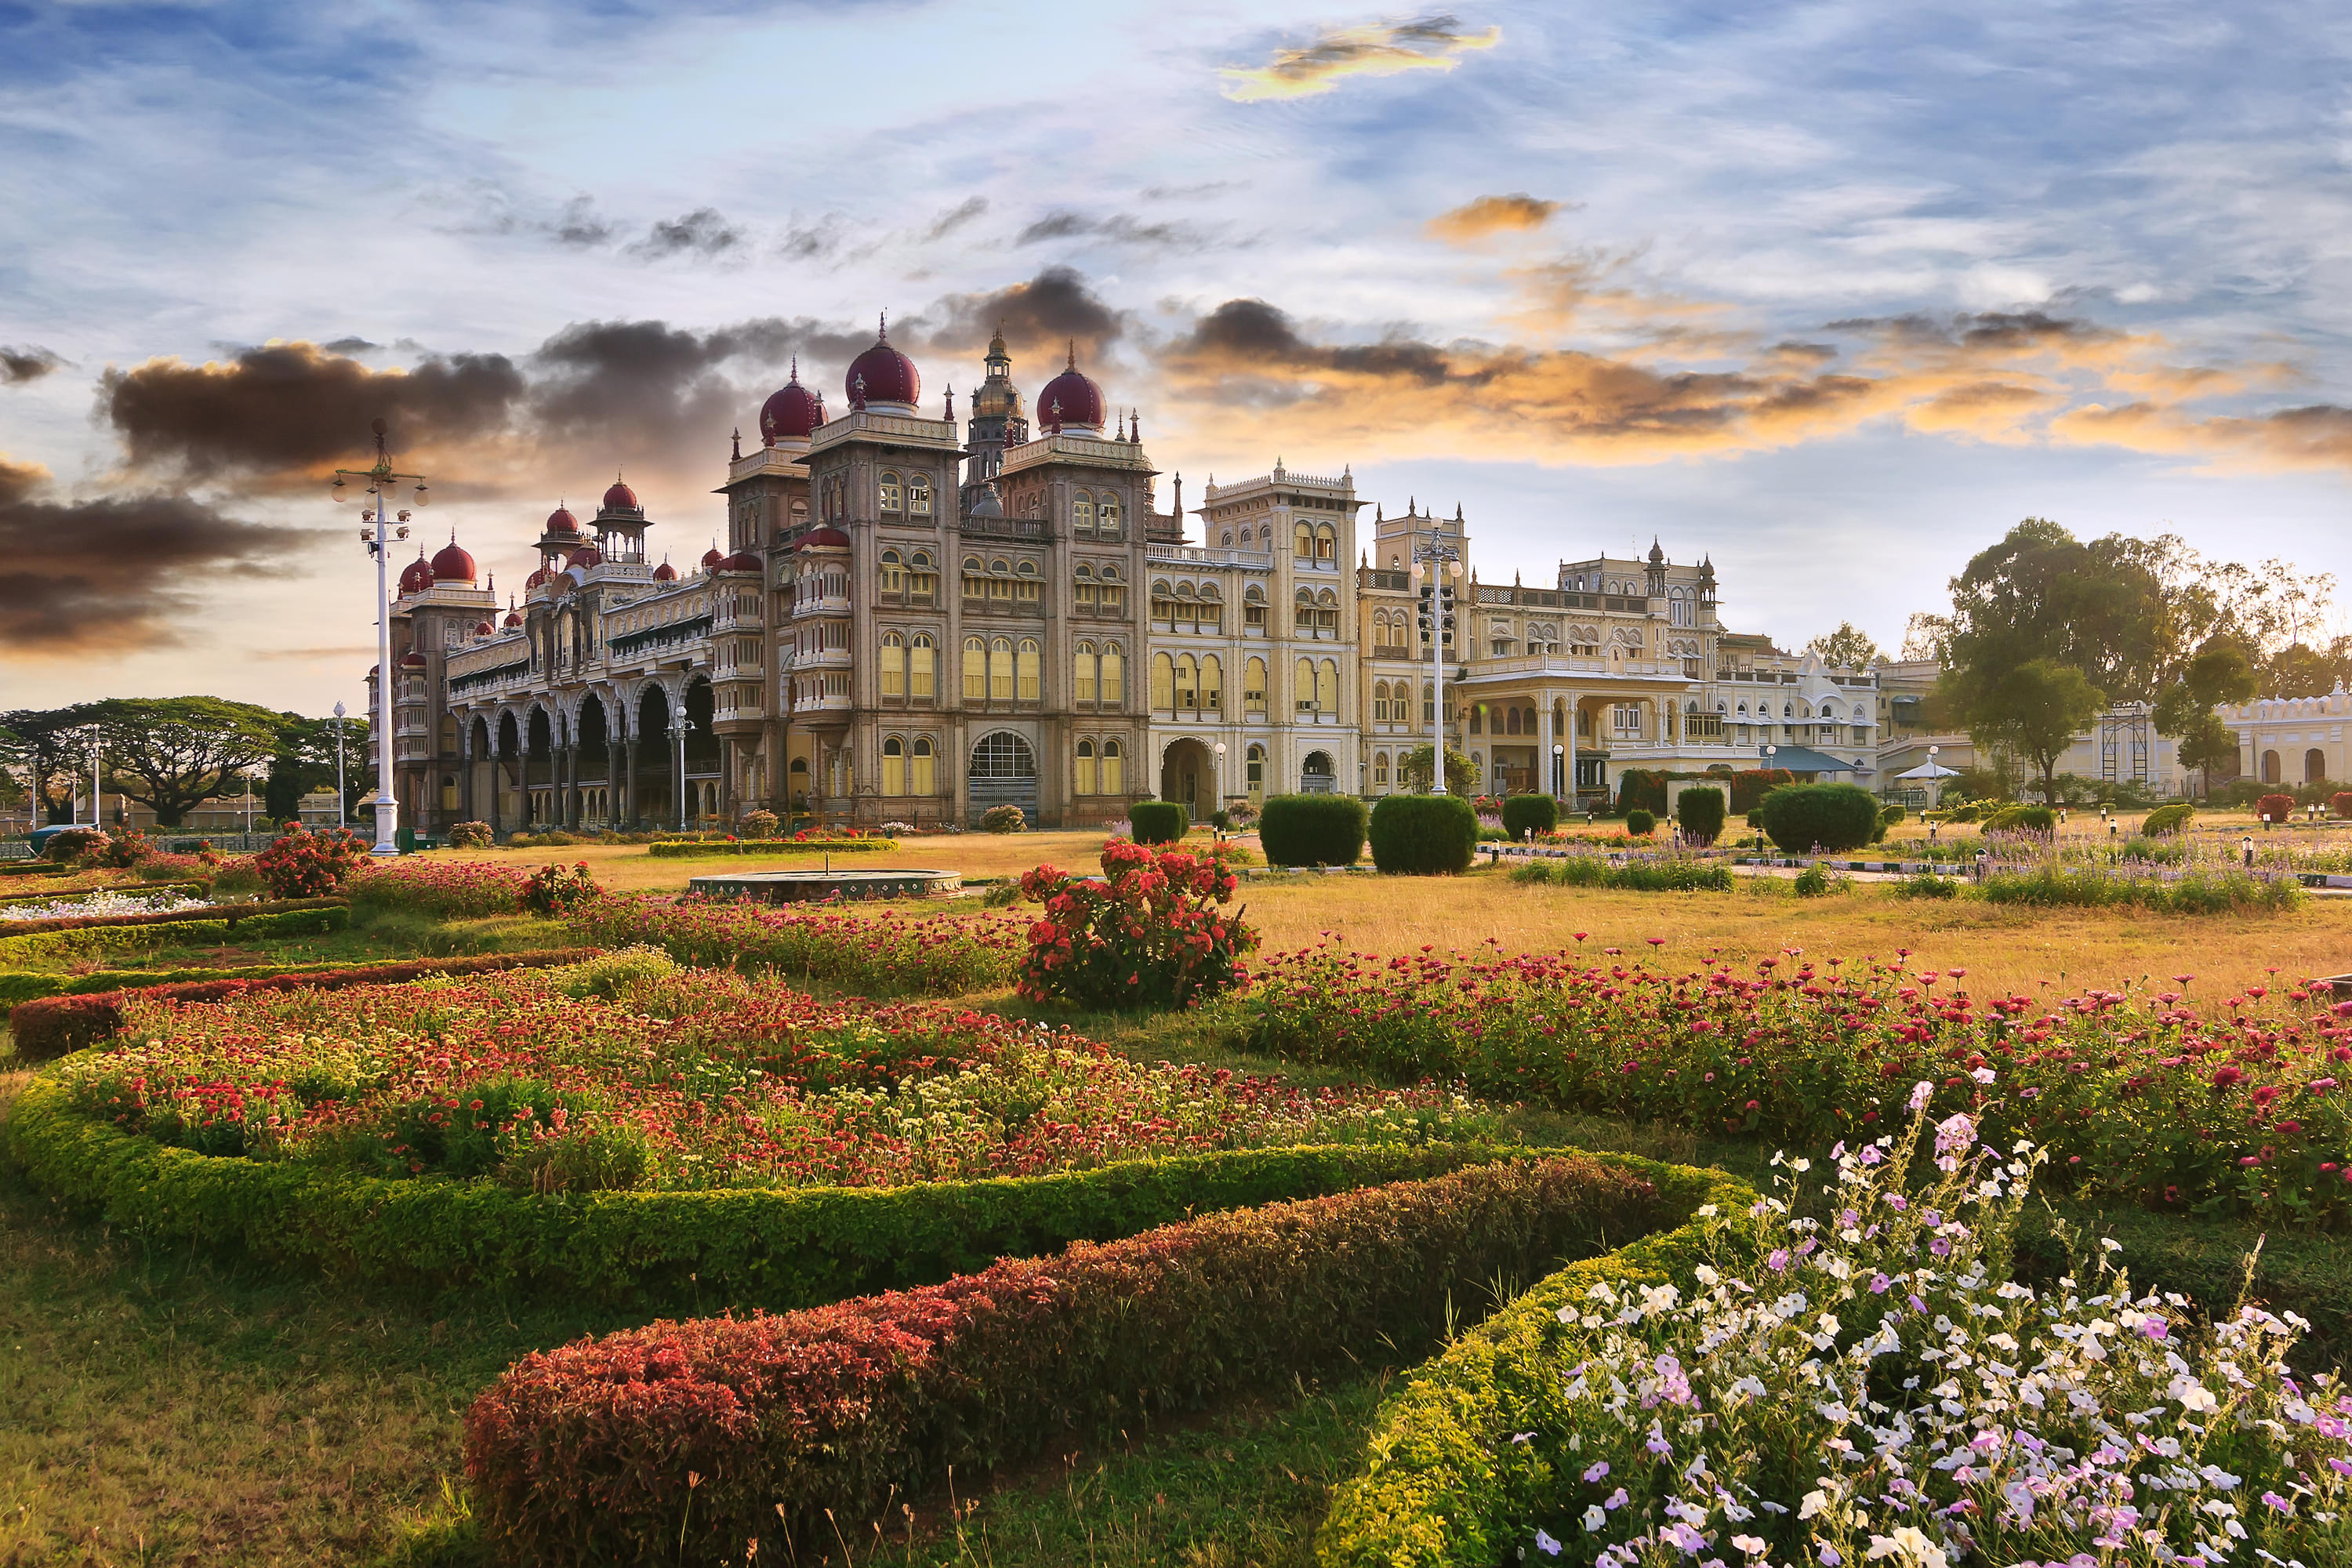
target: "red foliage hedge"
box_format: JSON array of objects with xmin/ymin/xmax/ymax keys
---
[
  {"xmin": 2258, "ymin": 792, "xmax": 2298, "ymax": 825},
  {"xmin": 0, "ymin": 895, "xmax": 343, "ymax": 939},
  {"xmin": 6, "ymin": 949, "xmax": 597, "ymax": 1062},
  {"xmin": 463, "ymin": 1153, "xmax": 1661, "ymax": 1566}
]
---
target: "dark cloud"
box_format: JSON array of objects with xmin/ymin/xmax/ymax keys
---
[
  {"xmin": 779, "ymin": 215, "xmax": 848, "ymax": 262},
  {"xmin": 2, "ymin": 346, "xmax": 65, "ymax": 383},
  {"xmin": 1014, "ymin": 210, "xmax": 1205, "ymax": 251},
  {"xmin": 553, "ymin": 195, "xmax": 616, "ymax": 249},
  {"xmin": 103, "ymin": 342, "xmax": 527, "ymax": 481},
  {"xmin": 1825, "ymin": 310, "xmax": 2119, "ymax": 355},
  {"xmin": 0, "ymin": 457, "xmax": 307, "ymax": 652},
  {"xmin": 923, "ymin": 198, "xmax": 989, "ymax": 241},
  {"xmin": 632, "ymin": 208, "xmax": 745, "ymax": 260},
  {"xmin": 1177, "ymin": 299, "xmax": 1453, "ymax": 384},
  {"xmin": 321, "ymin": 336, "xmax": 378, "ymax": 354},
  {"xmin": 917, "ymin": 267, "xmax": 1128, "ymax": 365},
  {"xmin": 1220, "ymin": 13, "xmax": 1501, "ymax": 101}
]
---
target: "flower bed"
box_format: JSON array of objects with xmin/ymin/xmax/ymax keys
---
[
  {"xmin": 1508, "ymin": 854, "xmax": 1733, "ymax": 891},
  {"xmin": 1321, "ymin": 1102, "xmax": 2352, "ymax": 1568},
  {"xmin": 350, "ymin": 858, "xmax": 532, "ymax": 918},
  {"xmin": 0, "ymin": 902, "xmax": 347, "ymax": 966},
  {"xmin": 1247, "ymin": 941, "xmax": 2352, "ymax": 1221},
  {"xmin": 0, "ymin": 887, "xmax": 212, "ymax": 920},
  {"xmin": 0, "ymin": 895, "xmax": 342, "ymax": 942},
  {"xmin": 644, "ymin": 837, "xmax": 900, "ymax": 858},
  {"xmin": 570, "ymin": 893, "xmax": 1020, "ymax": 996},
  {"xmin": 4, "ymin": 949, "xmax": 597, "ymax": 1061},
  {"xmin": 463, "ymin": 1152, "xmax": 1676, "ymax": 1564}
]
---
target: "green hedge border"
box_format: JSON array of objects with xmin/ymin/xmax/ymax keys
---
[
  {"xmin": 2, "ymin": 1078, "xmax": 1563, "ymax": 1309},
  {"xmin": 1316, "ymin": 1161, "xmax": 1758, "ymax": 1568},
  {"xmin": 0, "ymin": 953, "xmax": 365, "ymax": 1006},
  {"xmin": 0, "ymin": 905, "xmax": 347, "ymax": 966},
  {"xmin": 644, "ymin": 839, "xmax": 899, "ymax": 858}
]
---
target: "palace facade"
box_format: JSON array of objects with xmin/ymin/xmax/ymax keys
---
[{"xmin": 372, "ymin": 325, "xmax": 1896, "ymax": 834}]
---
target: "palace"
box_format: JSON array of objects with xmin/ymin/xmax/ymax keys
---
[{"xmin": 371, "ymin": 324, "xmax": 1904, "ymax": 834}]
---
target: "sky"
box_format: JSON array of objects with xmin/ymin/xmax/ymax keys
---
[{"xmin": 4, "ymin": 0, "xmax": 2352, "ymax": 716}]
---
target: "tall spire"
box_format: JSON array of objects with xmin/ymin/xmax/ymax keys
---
[
  {"xmin": 1066, "ymin": 337, "xmax": 1077, "ymax": 370},
  {"xmin": 877, "ymin": 310, "xmax": 888, "ymax": 342}
]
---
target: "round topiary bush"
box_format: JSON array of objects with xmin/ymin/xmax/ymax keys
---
[
  {"xmin": 1675, "ymin": 786, "xmax": 1726, "ymax": 844},
  {"xmin": 1260, "ymin": 794, "xmax": 1368, "ymax": 866},
  {"xmin": 2140, "ymin": 802, "xmax": 2194, "ymax": 835},
  {"xmin": 1624, "ymin": 808, "xmax": 1657, "ymax": 837},
  {"xmin": 1367, "ymin": 794, "xmax": 1479, "ymax": 875},
  {"xmin": 2332, "ymin": 792, "xmax": 2352, "ymax": 819},
  {"xmin": 1129, "ymin": 800, "xmax": 1189, "ymax": 845},
  {"xmin": 1757, "ymin": 782, "xmax": 1881, "ymax": 853},
  {"xmin": 981, "ymin": 804, "xmax": 1028, "ymax": 834},
  {"xmin": 2257, "ymin": 793, "xmax": 2296, "ymax": 825},
  {"xmin": 447, "ymin": 820, "xmax": 494, "ymax": 849},
  {"xmin": 1984, "ymin": 804, "xmax": 2058, "ymax": 833},
  {"xmin": 1500, "ymin": 794, "xmax": 1559, "ymax": 840},
  {"xmin": 739, "ymin": 809, "xmax": 779, "ymax": 839}
]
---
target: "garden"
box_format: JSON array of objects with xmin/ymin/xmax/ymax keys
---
[{"xmin": 8, "ymin": 813, "xmax": 2352, "ymax": 1568}]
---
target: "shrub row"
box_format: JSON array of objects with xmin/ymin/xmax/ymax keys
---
[
  {"xmin": 568, "ymin": 894, "xmax": 1019, "ymax": 996},
  {"xmin": 0, "ymin": 895, "xmax": 343, "ymax": 941},
  {"xmin": 0, "ymin": 905, "xmax": 347, "ymax": 966},
  {"xmin": 1508, "ymin": 856, "xmax": 1733, "ymax": 892},
  {"xmin": 1317, "ymin": 1160, "xmax": 1751, "ymax": 1568},
  {"xmin": 0, "ymin": 956, "xmax": 362, "ymax": 1007},
  {"xmin": 644, "ymin": 838, "xmax": 899, "ymax": 858},
  {"xmin": 5, "ymin": 949, "xmax": 596, "ymax": 1062},
  {"xmin": 1977, "ymin": 862, "xmax": 2302, "ymax": 913},
  {"xmin": 463, "ymin": 1152, "xmax": 1670, "ymax": 1566},
  {"xmin": 1261, "ymin": 793, "xmax": 1368, "ymax": 866},
  {"xmin": 1369, "ymin": 794, "xmax": 1478, "ymax": 875}
]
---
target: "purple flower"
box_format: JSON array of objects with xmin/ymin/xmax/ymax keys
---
[
  {"xmin": 1585, "ymin": 1461, "xmax": 1611, "ymax": 1483},
  {"xmin": 1768, "ymin": 1249, "xmax": 1790, "ymax": 1272},
  {"xmin": 1606, "ymin": 1487, "xmax": 1630, "ymax": 1510},
  {"xmin": 2140, "ymin": 1317, "xmax": 2168, "ymax": 1341},
  {"xmin": 1535, "ymin": 1528, "xmax": 1563, "ymax": 1556}
]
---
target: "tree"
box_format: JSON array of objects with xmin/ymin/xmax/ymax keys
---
[
  {"xmin": 2152, "ymin": 644, "xmax": 2258, "ymax": 798},
  {"xmin": 262, "ymin": 712, "xmax": 372, "ymax": 825},
  {"xmin": 1941, "ymin": 520, "xmax": 2181, "ymax": 706},
  {"xmin": 0, "ymin": 706, "xmax": 100, "ymax": 823},
  {"xmin": 90, "ymin": 696, "xmax": 289, "ymax": 826},
  {"xmin": 2262, "ymin": 642, "xmax": 2339, "ymax": 699},
  {"xmin": 2177, "ymin": 710, "xmax": 2241, "ymax": 795},
  {"xmin": 1399, "ymin": 744, "xmax": 1481, "ymax": 794},
  {"xmin": 1804, "ymin": 622, "xmax": 1882, "ymax": 670},
  {"xmin": 1900, "ymin": 612, "xmax": 1954, "ymax": 665},
  {"xmin": 1955, "ymin": 659, "xmax": 2104, "ymax": 805}
]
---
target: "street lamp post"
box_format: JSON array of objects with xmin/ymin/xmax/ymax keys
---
[
  {"xmin": 1408, "ymin": 541, "xmax": 1465, "ymax": 795},
  {"xmin": 332, "ymin": 701, "xmax": 347, "ymax": 829},
  {"xmin": 331, "ymin": 418, "xmax": 427, "ymax": 857},
  {"xmin": 1552, "ymin": 742, "xmax": 1565, "ymax": 798},
  {"xmin": 675, "ymin": 712, "xmax": 688, "ymax": 833}
]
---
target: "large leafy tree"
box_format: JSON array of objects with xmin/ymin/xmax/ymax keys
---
[
  {"xmin": 1963, "ymin": 659, "xmax": 2105, "ymax": 805},
  {"xmin": 90, "ymin": 696, "xmax": 289, "ymax": 826},
  {"xmin": 1941, "ymin": 520, "xmax": 2183, "ymax": 705},
  {"xmin": 1399, "ymin": 744, "xmax": 1481, "ymax": 794},
  {"xmin": 263, "ymin": 712, "xmax": 373, "ymax": 824},
  {"xmin": 0, "ymin": 706, "xmax": 100, "ymax": 823},
  {"xmin": 2152, "ymin": 644, "xmax": 2259, "ymax": 798},
  {"xmin": 1803, "ymin": 622, "xmax": 1882, "ymax": 669}
]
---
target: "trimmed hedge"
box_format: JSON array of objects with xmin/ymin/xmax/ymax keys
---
[
  {"xmin": 1129, "ymin": 801, "xmax": 1189, "ymax": 845},
  {"xmin": 1983, "ymin": 804, "xmax": 2057, "ymax": 833},
  {"xmin": 1509, "ymin": 857, "xmax": 1732, "ymax": 893},
  {"xmin": 0, "ymin": 895, "xmax": 343, "ymax": 941},
  {"xmin": 2257, "ymin": 792, "xmax": 2298, "ymax": 825},
  {"xmin": 1, "ymin": 956, "xmax": 361, "ymax": 1007},
  {"xmin": 5, "ymin": 949, "xmax": 596, "ymax": 1062},
  {"xmin": 2141, "ymin": 801, "xmax": 2194, "ymax": 835},
  {"xmin": 463, "ymin": 1152, "xmax": 1668, "ymax": 1564},
  {"xmin": 0, "ymin": 905, "xmax": 347, "ymax": 966},
  {"xmin": 568, "ymin": 895, "xmax": 1018, "ymax": 996},
  {"xmin": 1624, "ymin": 808, "xmax": 1656, "ymax": 837},
  {"xmin": 1500, "ymin": 794, "xmax": 1558, "ymax": 840},
  {"xmin": 4, "ymin": 1085, "xmax": 1544, "ymax": 1307},
  {"xmin": 1368, "ymin": 795, "xmax": 1479, "ymax": 875},
  {"xmin": 1260, "ymin": 794, "xmax": 1368, "ymax": 866},
  {"xmin": 644, "ymin": 838, "xmax": 898, "ymax": 858},
  {"xmin": 1727, "ymin": 767, "xmax": 1793, "ymax": 815},
  {"xmin": 1613, "ymin": 768, "xmax": 1668, "ymax": 817},
  {"xmin": 1755, "ymin": 781, "xmax": 1879, "ymax": 853},
  {"xmin": 1316, "ymin": 1161, "xmax": 1755, "ymax": 1568},
  {"xmin": 0, "ymin": 880, "xmax": 209, "ymax": 912},
  {"xmin": 1675, "ymin": 786, "xmax": 1726, "ymax": 843}
]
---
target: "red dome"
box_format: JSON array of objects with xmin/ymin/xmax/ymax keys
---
[
  {"xmin": 1039, "ymin": 347, "xmax": 1105, "ymax": 433},
  {"xmin": 760, "ymin": 364, "xmax": 826, "ymax": 444},
  {"xmin": 398, "ymin": 555, "xmax": 434, "ymax": 594},
  {"xmin": 566, "ymin": 545, "xmax": 603, "ymax": 569},
  {"xmin": 652, "ymin": 561, "xmax": 678, "ymax": 582},
  {"xmin": 474, "ymin": 620, "xmax": 495, "ymax": 636},
  {"xmin": 503, "ymin": 609, "xmax": 523, "ymax": 629},
  {"xmin": 700, "ymin": 546, "xmax": 724, "ymax": 571},
  {"xmin": 846, "ymin": 318, "xmax": 920, "ymax": 409},
  {"xmin": 717, "ymin": 550, "xmax": 764, "ymax": 572},
  {"xmin": 797, "ymin": 524, "xmax": 851, "ymax": 551},
  {"xmin": 400, "ymin": 651, "xmax": 428, "ymax": 669},
  {"xmin": 525, "ymin": 566, "xmax": 550, "ymax": 589},
  {"xmin": 545, "ymin": 504, "xmax": 581, "ymax": 535},
  {"xmin": 430, "ymin": 539, "xmax": 477, "ymax": 583},
  {"xmin": 603, "ymin": 478, "xmax": 640, "ymax": 512}
]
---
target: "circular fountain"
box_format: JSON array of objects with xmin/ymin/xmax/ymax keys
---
[{"xmin": 686, "ymin": 868, "xmax": 963, "ymax": 903}]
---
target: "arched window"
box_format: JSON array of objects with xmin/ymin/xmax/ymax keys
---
[
  {"xmin": 1316, "ymin": 524, "xmax": 1336, "ymax": 561},
  {"xmin": 907, "ymin": 473, "xmax": 932, "ymax": 517},
  {"xmin": 990, "ymin": 637, "xmax": 1014, "ymax": 701},
  {"xmin": 907, "ymin": 550, "xmax": 936, "ymax": 601},
  {"xmin": 1294, "ymin": 521, "xmax": 1313, "ymax": 558},
  {"xmin": 1016, "ymin": 637, "xmax": 1040, "ymax": 701},
  {"xmin": 1244, "ymin": 583, "xmax": 1268, "ymax": 630},
  {"xmin": 880, "ymin": 735, "xmax": 906, "ymax": 797},
  {"xmin": 909, "ymin": 632, "xmax": 935, "ymax": 699},
  {"xmin": 1100, "ymin": 641, "xmax": 1124, "ymax": 705},
  {"xmin": 1098, "ymin": 496, "xmax": 1120, "ymax": 537},
  {"xmin": 963, "ymin": 636, "xmax": 986, "ymax": 700},
  {"xmin": 1221, "ymin": 530, "xmax": 1233, "ymax": 546},
  {"xmin": 1424, "ymin": 681, "xmax": 1436, "ymax": 724},
  {"xmin": 912, "ymin": 736, "xmax": 935, "ymax": 795},
  {"xmin": 878, "ymin": 471, "xmax": 902, "ymax": 514},
  {"xmin": 962, "ymin": 555, "xmax": 985, "ymax": 599},
  {"xmin": 1374, "ymin": 752, "xmax": 1389, "ymax": 786},
  {"xmin": 1245, "ymin": 656, "xmax": 1267, "ymax": 713},
  {"xmin": 1074, "ymin": 641, "xmax": 1097, "ymax": 704},
  {"xmin": 1246, "ymin": 742, "xmax": 1265, "ymax": 797},
  {"xmin": 1152, "ymin": 652, "xmax": 1175, "ymax": 710},
  {"xmin": 1101, "ymin": 738, "xmax": 1124, "ymax": 794},
  {"xmin": 1076, "ymin": 738, "xmax": 1098, "ymax": 796},
  {"xmin": 1014, "ymin": 557, "xmax": 1041, "ymax": 604},
  {"xmin": 1294, "ymin": 656, "xmax": 1316, "ymax": 713},
  {"xmin": 1175, "ymin": 653, "xmax": 1198, "ymax": 711},
  {"xmin": 1374, "ymin": 679, "xmax": 1390, "ymax": 722},
  {"xmin": 1200, "ymin": 653, "xmax": 1222, "ymax": 713},
  {"xmin": 880, "ymin": 630, "xmax": 906, "ymax": 697},
  {"xmin": 1073, "ymin": 492, "xmax": 1095, "ymax": 534}
]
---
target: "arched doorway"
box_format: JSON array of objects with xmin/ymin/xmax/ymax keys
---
[
  {"xmin": 1159, "ymin": 738, "xmax": 1216, "ymax": 818},
  {"xmin": 2263, "ymin": 749, "xmax": 2281, "ymax": 783},
  {"xmin": 525, "ymin": 706, "xmax": 556, "ymax": 824},
  {"xmin": 634, "ymin": 686, "xmax": 674, "ymax": 827},
  {"xmin": 575, "ymin": 695, "xmax": 611, "ymax": 826},
  {"xmin": 495, "ymin": 711, "xmax": 523, "ymax": 828},
  {"xmin": 967, "ymin": 730, "xmax": 1037, "ymax": 826},
  {"xmin": 2308, "ymin": 748, "xmax": 2328, "ymax": 786},
  {"xmin": 682, "ymin": 677, "xmax": 720, "ymax": 825},
  {"xmin": 1301, "ymin": 750, "xmax": 1336, "ymax": 794}
]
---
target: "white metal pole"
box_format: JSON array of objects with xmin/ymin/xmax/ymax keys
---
[
  {"xmin": 90, "ymin": 728, "xmax": 100, "ymax": 829},
  {"xmin": 335, "ymin": 705, "xmax": 347, "ymax": 828},
  {"xmin": 372, "ymin": 480, "xmax": 400, "ymax": 856}
]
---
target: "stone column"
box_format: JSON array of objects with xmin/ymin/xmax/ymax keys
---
[
  {"xmin": 1539, "ymin": 692, "xmax": 1556, "ymax": 798},
  {"xmin": 1564, "ymin": 693, "xmax": 1579, "ymax": 806}
]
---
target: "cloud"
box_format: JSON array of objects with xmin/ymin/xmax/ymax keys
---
[
  {"xmin": 0, "ymin": 456, "xmax": 308, "ymax": 652},
  {"xmin": 552, "ymin": 195, "xmax": 617, "ymax": 249},
  {"xmin": 916, "ymin": 267, "xmax": 1129, "ymax": 365},
  {"xmin": 1219, "ymin": 14, "xmax": 1501, "ymax": 103},
  {"xmin": 631, "ymin": 207, "xmax": 745, "ymax": 260},
  {"xmin": 1426, "ymin": 193, "xmax": 1563, "ymax": 244},
  {"xmin": 1015, "ymin": 210, "xmax": 1207, "ymax": 251},
  {"xmin": 2, "ymin": 346, "xmax": 65, "ymax": 384},
  {"xmin": 923, "ymin": 197, "xmax": 989, "ymax": 241},
  {"xmin": 2050, "ymin": 401, "xmax": 2352, "ymax": 473}
]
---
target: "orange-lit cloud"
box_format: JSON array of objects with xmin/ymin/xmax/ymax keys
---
[
  {"xmin": 1220, "ymin": 16, "xmax": 1501, "ymax": 103},
  {"xmin": 1427, "ymin": 193, "xmax": 1562, "ymax": 244},
  {"xmin": 2050, "ymin": 401, "xmax": 2352, "ymax": 473}
]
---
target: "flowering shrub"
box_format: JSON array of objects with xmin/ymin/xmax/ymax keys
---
[
  {"xmin": 80, "ymin": 829, "xmax": 159, "ymax": 869},
  {"xmin": 1332, "ymin": 1097, "xmax": 2352, "ymax": 1568},
  {"xmin": 2259, "ymin": 792, "xmax": 2298, "ymax": 825},
  {"xmin": 463, "ymin": 1154, "xmax": 1664, "ymax": 1564},
  {"xmin": 739, "ymin": 808, "xmax": 779, "ymax": 837},
  {"xmin": 519, "ymin": 860, "xmax": 599, "ymax": 916},
  {"xmin": 1016, "ymin": 840, "xmax": 1258, "ymax": 1009},
  {"xmin": 252, "ymin": 825, "xmax": 369, "ymax": 898},
  {"xmin": 570, "ymin": 893, "xmax": 1021, "ymax": 996},
  {"xmin": 0, "ymin": 889, "xmax": 209, "ymax": 923},
  {"xmin": 445, "ymin": 820, "xmax": 493, "ymax": 849},
  {"xmin": 1247, "ymin": 941, "xmax": 2352, "ymax": 1221},
  {"xmin": 52, "ymin": 964, "xmax": 1490, "ymax": 1189},
  {"xmin": 1512, "ymin": 854, "xmax": 1732, "ymax": 891},
  {"xmin": 41, "ymin": 828, "xmax": 103, "ymax": 862},
  {"xmin": 350, "ymin": 858, "xmax": 530, "ymax": 917}
]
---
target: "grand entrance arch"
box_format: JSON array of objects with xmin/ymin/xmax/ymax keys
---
[
  {"xmin": 967, "ymin": 730, "xmax": 1038, "ymax": 826},
  {"xmin": 1159, "ymin": 738, "xmax": 1216, "ymax": 818}
]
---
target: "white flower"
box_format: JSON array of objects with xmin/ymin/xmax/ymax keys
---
[
  {"xmin": 1799, "ymin": 1490, "xmax": 1829, "ymax": 1520},
  {"xmin": 1864, "ymin": 1526, "xmax": 1947, "ymax": 1568},
  {"xmin": 1732, "ymin": 1535, "xmax": 1767, "ymax": 1557},
  {"xmin": 1582, "ymin": 1506, "xmax": 1606, "ymax": 1532}
]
